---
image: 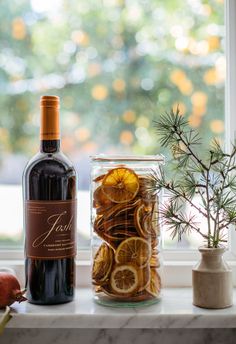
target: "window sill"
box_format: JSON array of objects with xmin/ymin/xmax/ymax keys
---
[{"xmin": 2, "ymin": 288, "xmax": 236, "ymax": 329}]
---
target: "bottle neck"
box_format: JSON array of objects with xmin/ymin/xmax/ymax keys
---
[
  {"xmin": 40, "ymin": 97, "xmax": 60, "ymax": 153},
  {"xmin": 40, "ymin": 139, "xmax": 60, "ymax": 153}
]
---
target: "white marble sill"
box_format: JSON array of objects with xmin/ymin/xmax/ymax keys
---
[{"xmin": 1, "ymin": 288, "xmax": 236, "ymax": 329}]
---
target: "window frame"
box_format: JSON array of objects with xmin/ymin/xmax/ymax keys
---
[{"xmin": 1, "ymin": 0, "xmax": 236, "ymax": 287}]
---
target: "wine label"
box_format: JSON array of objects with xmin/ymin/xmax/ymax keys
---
[{"xmin": 25, "ymin": 200, "xmax": 77, "ymax": 259}]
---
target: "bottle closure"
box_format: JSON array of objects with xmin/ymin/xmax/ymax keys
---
[{"xmin": 40, "ymin": 95, "xmax": 60, "ymax": 141}]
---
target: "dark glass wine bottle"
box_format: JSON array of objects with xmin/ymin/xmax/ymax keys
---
[{"xmin": 23, "ymin": 95, "xmax": 77, "ymax": 304}]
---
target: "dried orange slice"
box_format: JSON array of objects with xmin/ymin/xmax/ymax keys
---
[
  {"xmin": 94, "ymin": 215, "xmax": 104, "ymax": 230},
  {"xmin": 93, "ymin": 229, "xmax": 121, "ymax": 250},
  {"xmin": 137, "ymin": 176, "xmax": 156, "ymax": 203},
  {"xmin": 146, "ymin": 269, "xmax": 161, "ymax": 298},
  {"xmin": 101, "ymin": 168, "xmax": 139, "ymax": 203},
  {"xmin": 96, "ymin": 205, "xmax": 113, "ymax": 216},
  {"xmin": 110, "ymin": 264, "xmax": 139, "ymax": 295},
  {"xmin": 138, "ymin": 175, "xmax": 152, "ymax": 193},
  {"xmin": 97, "ymin": 218, "xmax": 134, "ymax": 232},
  {"xmin": 138, "ymin": 266, "xmax": 150, "ymax": 291},
  {"xmin": 101, "ymin": 285, "xmax": 153, "ymax": 301},
  {"xmin": 93, "ymin": 186, "xmax": 113, "ymax": 208},
  {"xmin": 94, "ymin": 223, "xmax": 133, "ymax": 250},
  {"xmin": 149, "ymin": 250, "xmax": 160, "ymax": 268},
  {"xmin": 92, "ymin": 243, "xmax": 114, "ymax": 285},
  {"xmin": 142, "ymin": 210, "xmax": 160, "ymax": 242},
  {"xmin": 94, "ymin": 215, "xmax": 138, "ymax": 241},
  {"xmin": 93, "ymin": 174, "xmax": 106, "ymax": 183},
  {"xmin": 103, "ymin": 198, "xmax": 141, "ymax": 220},
  {"xmin": 151, "ymin": 237, "xmax": 159, "ymax": 249},
  {"xmin": 115, "ymin": 237, "xmax": 151, "ymax": 268},
  {"xmin": 94, "ymin": 285, "xmax": 103, "ymax": 293},
  {"xmin": 134, "ymin": 204, "xmax": 149, "ymax": 238},
  {"xmin": 151, "ymin": 200, "xmax": 160, "ymax": 237}
]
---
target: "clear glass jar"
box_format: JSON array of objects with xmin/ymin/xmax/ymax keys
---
[{"xmin": 91, "ymin": 155, "xmax": 164, "ymax": 307}]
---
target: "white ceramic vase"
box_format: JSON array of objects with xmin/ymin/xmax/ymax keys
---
[{"xmin": 192, "ymin": 246, "xmax": 233, "ymax": 309}]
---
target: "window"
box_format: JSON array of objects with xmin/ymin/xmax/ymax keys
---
[{"xmin": 1, "ymin": 0, "xmax": 235, "ymax": 274}]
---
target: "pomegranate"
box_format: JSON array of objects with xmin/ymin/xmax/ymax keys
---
[{"xmin": 0, "ymin": 272, "xmax": 27, "ymax": 308}]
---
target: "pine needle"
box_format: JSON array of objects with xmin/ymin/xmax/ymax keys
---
[{"xmin": 0, "ymin": 307, "xmax": 12, "ymax": 335}]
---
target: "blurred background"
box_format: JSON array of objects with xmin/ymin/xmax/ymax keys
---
[{"xmin": 0, "ymin": 0, "xmax": 225, "ymax": 249}]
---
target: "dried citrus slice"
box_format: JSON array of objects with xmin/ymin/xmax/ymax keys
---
[
  {"xmin": 142, "ymin": 210, "xmax": 160, "ymax": 243},
  {"xmin": 134, "ymin": 204, "xmax": 149, "ymax": 238},
  {"xmin": 138, "ymin": 175, "xmax": 153, "ymax": 194},
  {"xmin": 146, "ymin": 269, "xmax": 161, "ymax": 298},
  {"xmin": 114, "ymin": 199, "xmax": 141, "ymax": 217},
  {"xmin": 110, "ymin": 264, "xmax": 139, "ymax": 295},
  {"xmin": 151, "ymin": 237, "xmax": 159, "ymax": 249},
  {"xmin": 151, "ymin": 200, "xmax": 160, "ymax": 237},
  {"xmin": 96, "ymin": 205, "xmax": 113, "ymax": 216},
  {"xmin": 93, "ymin": 186, "xmax": 113, "ymax": 208},
  {"xmin": 115, "ymin": 237, "xmax": 151, "ymax": 268},
  {"xmin": 101, "ymin": 285, "xmax": 153, "ymax": 301},
  {"xmin": 94, "ymin": 285, "xmax": 103, "ymax": 293},
  {"xmin": 138, "ymin": 266, "xmax": 150, "ymax": 292},
  {"xmin": 94, "ymin": 214, "xmax": 138, "ymax": 242},
  {"xmin": 101, "ymin": 168, "xmax": 139, "ymax": 203},
  {"xmin": 97, "ymin": 218, "xmax": 134, "ymax": 232},
  {"xmin": 94, "ymin": 215, "xmax": 104, "ymax": 230},
  {"xmin": 103, "ymin": 199, "xmax": 141, "ymax": 220},
  {"xmin": 92, "ymin": 243, "xmax": 114, "ymax": 285},
  {"xmin": 149, "ymin": 250, "xmax": 160, "ymax": 268},
  {"xmin": 94, "ymin": 222, "xmax": 132, "ymax": 250},
  {"xmin": 93, "ymin": 174, "xmax": 106, "ymax": 183}
]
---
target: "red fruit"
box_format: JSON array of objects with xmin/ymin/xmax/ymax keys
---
[{"xmin": 0, "ymin": 272, "xmax": 27, "ymax": 308}]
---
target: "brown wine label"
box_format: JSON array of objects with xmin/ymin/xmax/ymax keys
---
[{"xmin": 25, "ymin": 200, "xmax": 77, "ymax": 259}]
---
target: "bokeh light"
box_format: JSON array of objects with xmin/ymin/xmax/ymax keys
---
[
  {"xmin": 191, "ymin": 92, "xmax": 208, "ymax": 107},
  {"xmin": 75, "ymin": 127, "xmax": 91, "ymax": 142},
  {"xmin": 122, "ymin": 110, "xmax": 136, "ymax": 123},
  {"xmin": 91, "ymin": 85, "xmax": 109, "ymax": 100},
  {"xmin": 120, "ymin": 130, "xmax": 134, "ymax": 145},
  {"xmin": 112, "ymin": 79, "xmax": 126, "ymax": 93},
  {"xmin": 210, "ymin": 120, "xmax": 224, "ymax": 134},
  {"xmin": 188, "ymin": 115, "xmax": 202, "ymax": 128},
  {"xmin": 71, "ymin": 30, "xmax": 90, "ymax": 46},
  {"xmin": 12, "ymin": 18, "xmax": 26, "ymax": 40}
]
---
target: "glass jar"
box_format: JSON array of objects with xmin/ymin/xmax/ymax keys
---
[{"xmin": 90, "ymin": 155, "xmax": 164, "ymax": 307}]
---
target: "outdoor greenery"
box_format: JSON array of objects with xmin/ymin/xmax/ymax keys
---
[
  {"xmin": 0, "ymin": 0, "xmax": 224, "ymax": 163},
  {"xmin": 152, "ymin": 108, "xmax": 236, "ymax": 248}
]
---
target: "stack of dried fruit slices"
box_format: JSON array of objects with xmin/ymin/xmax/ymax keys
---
[{"xmin": 92, "ymin": 167, "xmax": 161, "ymax": 304}]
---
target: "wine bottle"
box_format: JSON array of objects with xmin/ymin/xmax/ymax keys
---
[{"xmin": 23, "ymin": 95, "xmax": 77, "ymax": 304}]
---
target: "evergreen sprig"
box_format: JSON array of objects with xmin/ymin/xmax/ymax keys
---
[
  {"xmin": 151, "ymin": 107, "xmax": 236, "ymax": 248},
  {"xmin": 0, "ymin": 307, "xmax": 12, "ymax": 335}
]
